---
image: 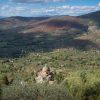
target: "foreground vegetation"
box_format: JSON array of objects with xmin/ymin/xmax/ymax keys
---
[{"xmin": 0, "ymin": 48, "xmax": 100, "ymax": 100}]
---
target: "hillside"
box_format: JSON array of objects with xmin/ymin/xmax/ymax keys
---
[
  {"xmin": 0, "ymin": 11, "xmax": 100, "ymax": 100},
  {"xmin": 0, "ymin": 16, "xmax": 88, "ymax": 32},
  {"xmin": 0, "ymin": 12, "xmax": 100, "ymax": 58},
  {"xmin": 0, "ymin": 16, "xmax": 91, "ymax": 57},
  {"xmin": 80, "ymin": 11, "xmax": 100, "ymax": 26},
  {"xmin": 21, "ymin": 16, "xmax": 88, "ymax": 33},
  {"xmin": 0, "ymin": 16, "xmax": 50, "ymax": 30}
]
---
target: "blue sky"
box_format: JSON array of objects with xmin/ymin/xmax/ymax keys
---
[{"xmin": 0, "ymin": 0, "xmax": 100, "ymax": 17}]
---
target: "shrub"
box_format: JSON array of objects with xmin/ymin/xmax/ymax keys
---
[
  {"xmin": 80, "ymin": 71, "xmax": 87, "ymax": 84},
  {"xmin": 55, "ymin": 72, "xmax": 65, "ymax": 84},
  {"xmin": 82, "ymin": 81, "xmax": 100, "ymax": 100},
  {"xmin": 1, "ymin": 83, "xmax": 72, "ymax": 100}
]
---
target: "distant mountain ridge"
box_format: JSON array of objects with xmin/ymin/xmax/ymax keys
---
[
  {"xmin": 0, "ymin": 11, "xmax": 100, "ymax": 33},
  {"xmin": 0, "ymin": 15, "xmax": 88, "ymax": 32},
  {"xmin": 80, "ymin": 11, "xmax": 100, "ymax": 26},
  {"xmin": 0, "ymin": 11, "xmax": 100, "ymax": 57}
]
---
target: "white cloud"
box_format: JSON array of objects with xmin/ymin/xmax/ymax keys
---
[
  {"xmin": 10, "ymin": 0, "xmax": 67, "ymax": 3},
  {"xmin": 0, "ymin": 3, "xmax": 100, "ymax": 17},
  {"xmin": 44, "ymin": 5, "xmax": 100, "ymax": 16},
  {"xmin": 0, "ymin": 5, "xmax": 10, "ymax": 10},
  {"xmin": 0, "ymin": 4, "xmax": 31, "ymax": 16},
  {"xmin": 98, "ymin": 2, "xmax": 100, "ymax": 6}
]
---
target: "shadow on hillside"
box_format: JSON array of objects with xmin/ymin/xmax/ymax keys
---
[
  {"xmin": 0, "ymin": 29, "xmax": 99, "ymax": 58},
  {"xmin": 44, "ymin": 19, "xmax": 88, "ymax": 31},
  {"xmin": 80, "ymin": 11, "xmax": 100, "ymax": 27}
]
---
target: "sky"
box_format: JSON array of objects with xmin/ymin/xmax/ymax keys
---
[{"xmin": 0, "ymin": 0, "xmax": 100, "ymax": 17}]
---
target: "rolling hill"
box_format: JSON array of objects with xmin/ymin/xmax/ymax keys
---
[
  {"xmin": 80, "ymin": 11, "xmax": 100, "ymax": 26},
  {"xmin": 0, "ymin": 11, "xmax": 100, "ymax": 58},
  {"xmin": 0, "ymin": 16, "xmax": 88, "ymax": 32},
  {"xmin": 0, "ymin": 16, "xmax": 50, "ymax": 30}
]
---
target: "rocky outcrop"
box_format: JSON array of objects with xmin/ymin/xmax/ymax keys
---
[{"xmin": 35, "ymin": 66, "xmax": 54, "ymax": 84}]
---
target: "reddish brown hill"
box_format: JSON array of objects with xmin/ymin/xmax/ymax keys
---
[
  {"xmin": 0, "ymin": 16, "xmax": 50, "ymax": 30},
  {"xmin": 21, "ymin": 16, "xmax": 88, "ymax": 33}
]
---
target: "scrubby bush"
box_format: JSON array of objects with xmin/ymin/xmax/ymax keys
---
[
  {"xmin": 55, "ymin": 72, "xmax": 65, "ymax": 84},
  {"xmin": 1, "ymin": 83, "xmax": 72, "ymax": 100},
  {"xmin": 82, "ymin": 82, "xmax": 100, "ymax": 100},
  {"xmin": 80, "ymin": 71, "xmax": 87, "ymax": 84}
]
